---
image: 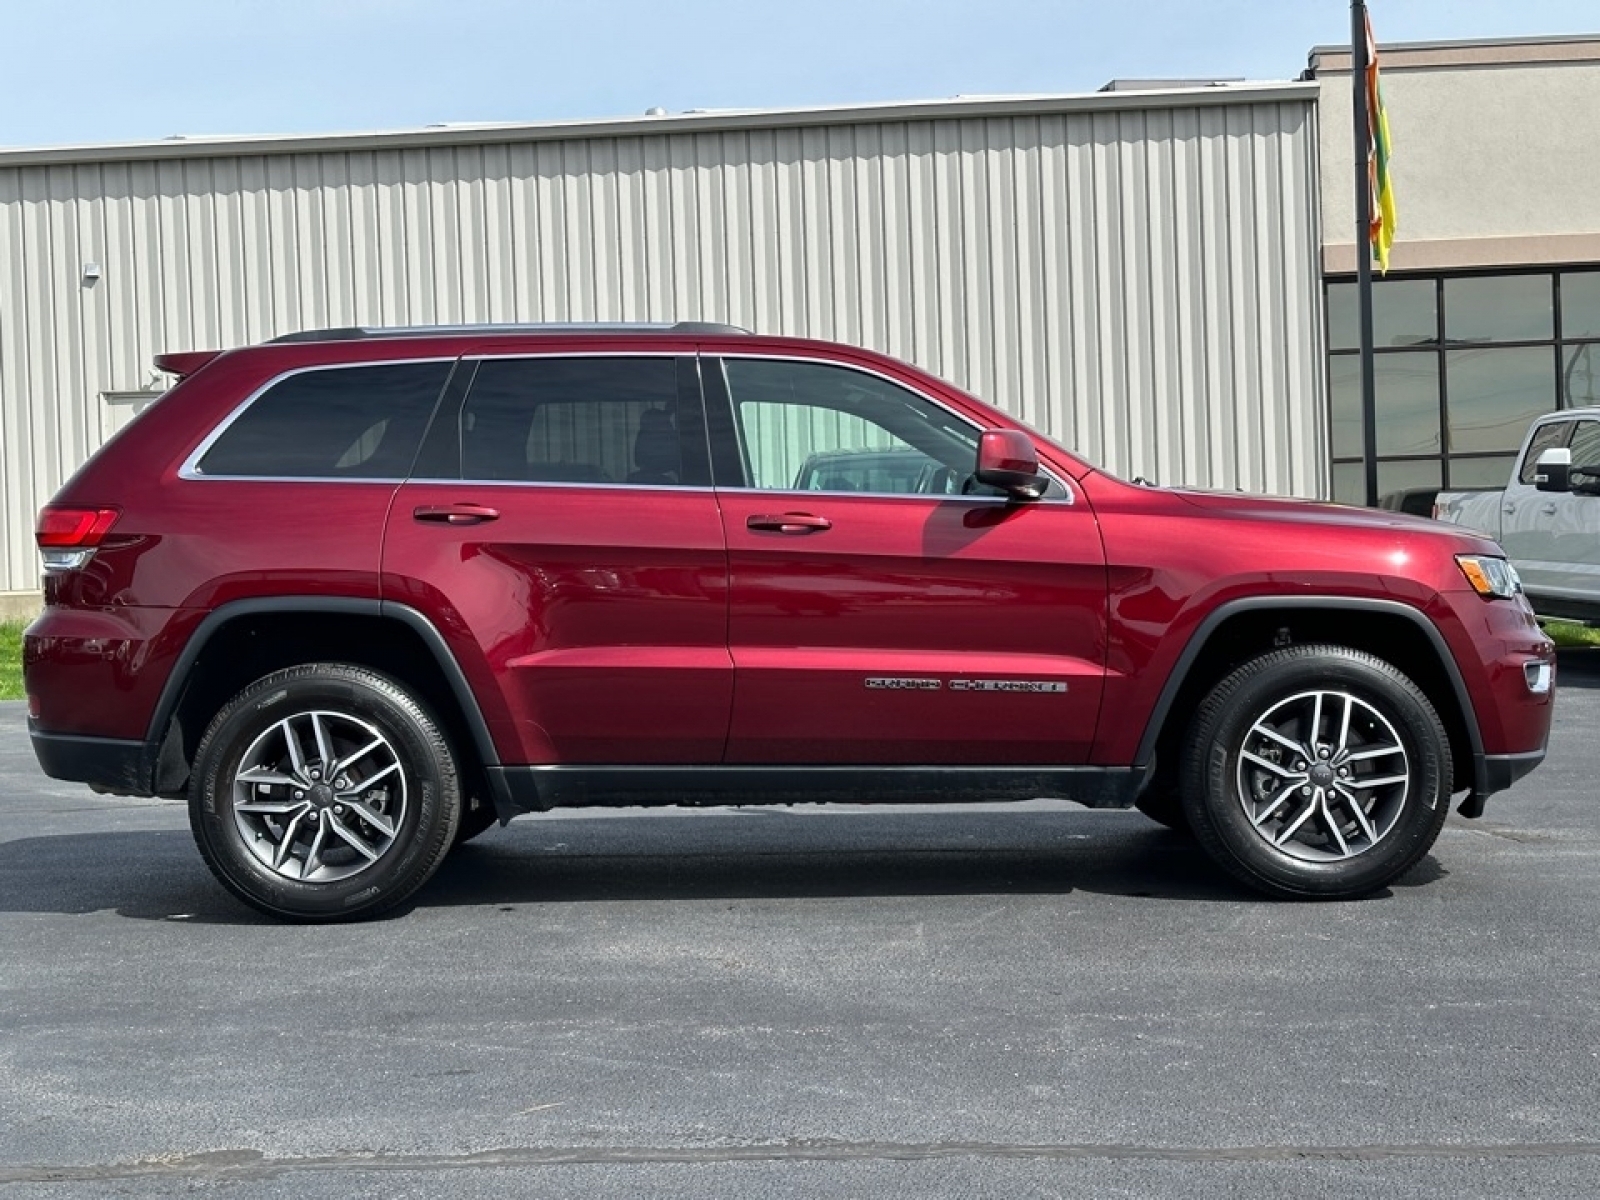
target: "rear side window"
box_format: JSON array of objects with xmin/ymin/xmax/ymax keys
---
[
  {"xmin": 196, "ymin": 362, "xmax": 452, "ymax": 478},
  {"xmin": 454, "ymin": 357, "xmax": 688, "ymax": 486}
]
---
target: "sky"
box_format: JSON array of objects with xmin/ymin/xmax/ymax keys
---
[{"xmin": 2, "ymin": 0, "xmax": 1597, "ymax": 149}]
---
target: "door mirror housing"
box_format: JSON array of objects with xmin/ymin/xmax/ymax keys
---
[
  {"xmin": 1534, "ymin": 446, "xmax": 1573, "ymax": 493},
  {"xmin": 974, "ymin": 430, "xmax": 1046, "ymax": 500}
]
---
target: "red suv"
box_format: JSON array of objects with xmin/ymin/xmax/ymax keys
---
[{"xmin": 25, "ymin": 324, "xmax": 1556, "ymax": 920}]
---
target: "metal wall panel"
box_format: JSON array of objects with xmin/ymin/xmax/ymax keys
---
[{"xmin": 0, "ymin": 91, "xmax": 1324, "ymax": 596}]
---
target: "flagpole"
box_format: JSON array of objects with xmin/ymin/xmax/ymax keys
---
[{"xmin": 1352, "ymin": 0, "xmax": 1379, "ymax": 506}]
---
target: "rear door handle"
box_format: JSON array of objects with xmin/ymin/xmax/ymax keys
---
[
  {"xmin": 413, "ymin": 504, "xmax": 501, "ymax": 526},
  {"xmin": 746, "ymin": 512, "xmax": 833, "ymax": 534},
  {"xmin": 1539, "ymin": 502, "xmax": 1558, "ymax": 515}
]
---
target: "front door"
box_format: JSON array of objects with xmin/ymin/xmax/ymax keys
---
[{"xmin": 704, "ymin": 355, "xmax": 1108, "ymax": 765}]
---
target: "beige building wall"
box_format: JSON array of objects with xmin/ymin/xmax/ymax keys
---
[
  {"xmin": 0, "ymin": 86, "xmax": 1326, "ymax": 604},
  {"xmin": 1312, "ymin": 36, "xmax": 1600, "ymax": 273}
]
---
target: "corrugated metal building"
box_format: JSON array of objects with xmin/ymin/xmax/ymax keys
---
[{"xmin": 0, "ymin": 83, "xmax": 1325, "ymax": 611}]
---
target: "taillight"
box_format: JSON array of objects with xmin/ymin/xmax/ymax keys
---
[{"xmin": 36, "ymin": 506, "xmax": 120, "ymax": 572}]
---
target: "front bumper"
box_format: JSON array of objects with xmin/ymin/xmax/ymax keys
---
[{"xmin": 1459, "ymin": 748, "xmax": 1548, "ymax": 817}]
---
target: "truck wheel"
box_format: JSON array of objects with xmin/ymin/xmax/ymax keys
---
[
  {"xmin": 1181, "ymin": 645, "xmax": 1450, "ymax": 900},
  {"xmin": 188, "ymin": 664, "xmax": 461, "ymax": 922}
]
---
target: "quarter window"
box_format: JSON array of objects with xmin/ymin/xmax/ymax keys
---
[{"xmin": 197, "ymin": 362, "xmax": 451, "ymax": 478}]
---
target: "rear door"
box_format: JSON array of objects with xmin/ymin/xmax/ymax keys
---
[
  {"xmin": 383, "ymin": 352, "xmax": 732, "ymax": 766},
  {"xmin": 704, "ymin": 354, "xmax": 1108, "ymax": 766}
]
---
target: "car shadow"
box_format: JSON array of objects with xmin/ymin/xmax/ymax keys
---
[{"xmin": 0, "ymin": 807, "xmax": 1437, "ymax": 922}]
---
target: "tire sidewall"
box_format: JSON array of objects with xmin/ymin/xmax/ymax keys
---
[
  {"xmin": 190, "ymin": 667, "xmax": 458, "ymax": 920},
  {"xmin": 1184, "ymin": 650, "xmax": 1449, "ymax": 899}
]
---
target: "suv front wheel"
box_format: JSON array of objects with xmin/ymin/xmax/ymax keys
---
[
  {"xmin": 188, "ymin": 664, "xmax": 461, "ymax": 921},
  {"xmin": 1181, "ymin": 645, "xmax": 1451, "ymax": 900}
]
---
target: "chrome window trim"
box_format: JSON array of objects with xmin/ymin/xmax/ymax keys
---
[
  {"xmin": 178, "ymin": 357, "xmax": 458, "ymax": 481},
  {"xmin": 709, "ymin": 351, "xmax": 1075, "ymax": 505}
]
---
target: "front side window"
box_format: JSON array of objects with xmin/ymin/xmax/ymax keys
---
[
  {"xmin": 1516, "ymin": 421, "xmax": 1574, "ymax": 485},
  {"xmin": 454, "ymin": 357, "xmax": 688, "ymax": 486},
  {"xmin": 197, "ymin": 361, "xmax": 452, "ymax": 478},
  {"xmin": 719, "ymin": 359, "xmax": 1029, "ymax": 497}
]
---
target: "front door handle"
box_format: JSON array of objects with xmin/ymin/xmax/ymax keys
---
[
  {"xmin": 1539, "ymin": 502, "xmax": 1558, "ymax": 515},
  {"xmin": 746, "ymin": 512, "xmax": 833, "ymax": 534},
  {"xmin": 414, "ymin": 504, "xmax": 501, "ymax": 526}
]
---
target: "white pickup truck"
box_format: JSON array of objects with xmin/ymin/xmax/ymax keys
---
[{"xmin": 1433, "ymin": 407, "xmax": 1600, "ymax": 622}]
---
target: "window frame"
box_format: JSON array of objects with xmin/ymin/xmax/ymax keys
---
[
  {"xmin": 409, "ymin": 351, "xmax": 713, "ymax": 489},
  {"xmin": 1324, "ymin": 267, "xmax": 1600, "ymax": 503}
]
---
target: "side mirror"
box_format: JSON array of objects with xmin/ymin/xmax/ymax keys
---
[
  {"xmin": 1572, "ymin": 466, "xmax": 1600, "ymax": 496},
  {"xmin": 974, "ymin": 430, "xmax": 1046, "ymax": 500},
  {"xmin": 1534, "ymin": 446, "xmax": 1572, "ymax": 493}
]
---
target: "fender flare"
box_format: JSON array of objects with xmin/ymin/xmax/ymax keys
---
[
  {"xmin": 1133, "ymin": 595, "xmax": 1485, "ymax": 773},
  {"xmin": 144, "ymin": 596, "xmax": 503, "ymax": 775}
]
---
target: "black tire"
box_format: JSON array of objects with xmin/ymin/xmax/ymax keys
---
[
  {"xmin": 188, "ymin": 664, "xmax": 461, "ymax": 922},
  {"xmin": 1133, "ymin": 787, "xmax": 1191, "ymax": 834},
  {"xmin": 1181, "ymin": 645, "xmax": 1451, "ymax": 900}
]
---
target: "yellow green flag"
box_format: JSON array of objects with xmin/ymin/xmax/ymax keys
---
[{"xmin": 1365, "ymin": 12, "xmax": 1397, "ymax": 272}]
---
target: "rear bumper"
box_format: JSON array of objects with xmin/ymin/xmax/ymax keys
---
[{"xmin": 29, "ymin": 726, "xmax": 154, "ymax": 797}]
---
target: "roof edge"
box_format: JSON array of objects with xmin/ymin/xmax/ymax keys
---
[
  {"xmin": 0, "ymin": 83, "xmax": 1316, "ymax": 168},
  {"xmin": 1309, "ymin": 31, "xmax": 1600, "ymax": 74}
]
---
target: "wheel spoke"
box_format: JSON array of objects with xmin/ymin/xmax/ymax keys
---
[
  {"xmin": 1309, "ymin": 692, "xmax": 1325, "ymax": 752},
  {"xmin": 349, "ymin": 761, "xmax": 401, "ymax": 793},
  {"xmin": 272, "ymin": 813, "xmax": 307, "ymax": 870},
  {"xmin": 1333, "ymin": 784, "xmax": 1380, "ymax": 842},
  {"xmin": 1273, "ymin": 795, "xmax": 1320, "ymax": 846},
  {"xmin": 1344, "ymin": 745, "xmax": 1404, "ymax": 763},
  {"xmin": 1352, "ymin": 772, "xmax": 1410, "ymax": 788},
  {"xmin": 1252, "ymin": 724, "xmax": 1305, "ymax": 756},
  {"xmin": 236, "ymin": 798, "xmax": 310, "ymax": 816},
  {"xmin": 237, "ymin": 766, "xmax": 300, "ymax": 789},
  {"xmin": 1336, "ymin": 694, "xmax": 1354, "ymax": 755},
  {"xmin": 301, "ymin": 821, "xmax": 329, "ymax": 878},
  {"xmin": 1253, "ymin": 781, "xmax": 1304, "ymax": 827},
  {"xmin": 342, "ymin": 798, "xmax": 396, "ymax": 838},
  {"xmin": 310, "ymin": 713, "xmax": 334, "ymax": 770},
  {"xmin": 280, "ymin": 718, "xmax": 308, "ymax": 776},
  {"xmin": 1241, "ymin": 750, "xmax": 1302, "ymax": 779},
  {"xmin": 328, "ymin": 813, "xmax": 383, "ymax": 862},
  {"xmin": 1318, "ymin": 795, "xmax": 1351, "ymax": 856},
  {"xmin": 333, "ymin": 736, "xmax": 389, "ymax": 778}
]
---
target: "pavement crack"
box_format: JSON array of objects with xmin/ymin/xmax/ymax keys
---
[{"xmin": 6, "ymin": 1140, "xmax": 1600, "ymax": 1182}]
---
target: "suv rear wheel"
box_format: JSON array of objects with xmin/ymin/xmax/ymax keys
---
[
  {"xmin": 188, "ymin": 664, "xmax": 461, "ymax": 921},
  {"xmin": 1181, "ymin": 645, "xmax": 1451, "ymax": 900}
]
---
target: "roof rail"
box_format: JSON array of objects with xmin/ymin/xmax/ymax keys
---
[{"xmin": 268, "ymin": 321, "xmax": 751, "ymax": 343}]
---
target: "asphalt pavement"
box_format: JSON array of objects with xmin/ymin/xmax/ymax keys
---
[{"xmin": 3, "ymin": 655, "xmax": 1599, "ymax": 1198}]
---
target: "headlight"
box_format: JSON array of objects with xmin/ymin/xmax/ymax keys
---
[{"xmin": 1456, "ymin": 554, "xmax": 1522, "ymax": 599}]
